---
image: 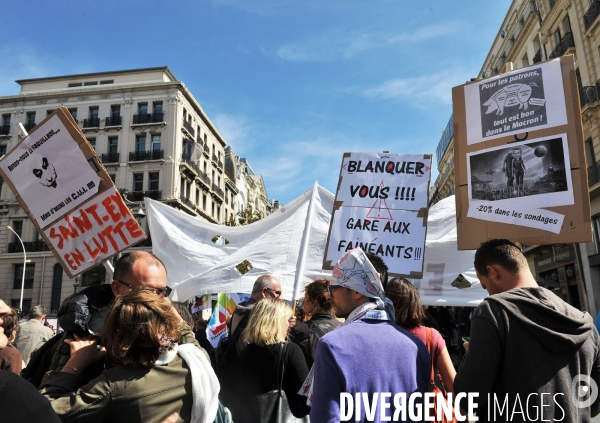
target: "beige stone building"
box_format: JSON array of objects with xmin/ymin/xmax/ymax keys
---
[
  {"xmin": 430, "ymin": 0, "xmax": 600, "ymax": 315},
  {"xmin": 0, "ymin": 67, "xmax": 268, "ymax": 313}
]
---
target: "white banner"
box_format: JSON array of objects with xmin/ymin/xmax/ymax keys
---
[
  {"xmin": 467, "ymin": 200, "xmax": 564, "ymax": 234},
  {"xmin": 0, "ymin": 115, "xmax": 100, "ymax": 228}
]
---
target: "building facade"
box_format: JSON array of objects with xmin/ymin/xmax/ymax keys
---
[
  {"xmin": 430, "ymin": 0, "xmax": 600, "ymax": 315},
  {"xmin": 0, "ymin": 67, "xmax": 265, "ymax": 313}
]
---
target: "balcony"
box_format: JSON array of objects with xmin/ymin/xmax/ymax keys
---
[
  {"xmin": 585, "ymin": 0, "xmax": 600, "ymax": 30},
  {"xmin": 581, "ymin": 84, "xmax": 600, "ymax": 108},
  {"xmin": 211, "ymin": 153, "xmax": 218, "ymax": 165},
  {"xmin": 212, "ymin": 183, "xmax": 224, "ymax": 200},
  {"xmin": 132, "ymin": 113, "xmax": 164, "ymax": 124},
  {"xmin": 549, "ymin": 32, "xmax": 575, "ymax": 59},
  {"xmin": 83, "ymin": 117, "xmax": 100, "ymax": 128},
  {"xmin": 24, "ymin": 122, "xmax": 36, "ymax": 131},
  {"xmin": 217, "ymin": 160, "xmax": 224, "ymax": 169},
  {"xmin": 179, "ymin": 194, "xmax": 197, "ymax": 211},
  {"xmin": 0, "ymin": 125, "xmax": 9, "ymax": 136},
  {"xmin": 105, "ymin": 116, "xmax": 122, "ymax": 126},
  {"xmin": 203, "ymin": 144, "xmax": 210, "ymax": 157},
  {"xmin": 183, "ymin": 120, "xmax": 195, "ymax": 136},
  {"xmin": 126, "ymin": 190, "xmax": 162, "ymax": 201},
  {"xmin": 8, "ymin": 241, "xmax": 50, "ymax": 253},
  {"xmin": 129, "ymin": 150, "xmax": 164, "ymax": 161},
  {"xmin": 532, "ymin": 48, "xmax": 543, "ymax": 64},
  {"xmin": 101, "ymin": 152, "xmax": 120, "ymax": 163}
]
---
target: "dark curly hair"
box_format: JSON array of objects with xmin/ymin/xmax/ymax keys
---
[
  {"xmin": 305, "ymin": 279, "xmax": 333, "ymax": 312},
  {"xmin": 102, "ymin": 290, "xmax": 181, "ymax": 369},
  {"xmin": 1, "ymin": 307, "xmax": 19, "ymax": 343}
]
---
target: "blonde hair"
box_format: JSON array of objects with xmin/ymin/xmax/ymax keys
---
[{"xmin": 244, "ymin": 298, "xmax": 291, "ymax": 346}]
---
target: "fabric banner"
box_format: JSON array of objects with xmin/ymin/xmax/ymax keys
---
[
  {"xmin": 206, "ymin": 293, "xmax": 249, "ymax": 348},
  {"xmin": 146, "ymin": 184, "xmax": 335, "ymax": 302},
  {"xmin": 190, "ymin": 294, "xmax": 212, "ymax": 314}
]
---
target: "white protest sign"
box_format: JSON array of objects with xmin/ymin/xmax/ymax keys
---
[
  {"xmin": 43, "ymin": 187, "xmax": 146, "ymax": 275},
  {"xmin": 467, "ymin": 200, "xmax": 564, "ymax": 234},
  {"xmin": 324, "ymin": 152, "xmax": 432, "ymax": 277},
  {"xmin": 336, "ymin": 152, "xmax": 431, "ymax": 210},
  {"xmin": 0, "ymin": 114, "xmax": 100, "ymax": 228},
  {"xmin": 464, "ymin": 59, "xmax": 567, "ymax": 145}
]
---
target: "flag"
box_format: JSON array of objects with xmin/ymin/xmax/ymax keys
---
[
  {"xmin": 205, "ymin": 293, "xmax": 250, "ymax": 348},
  {"xmin": 190, "ymin": 294, "xmax": 211, "ymax": 314}
]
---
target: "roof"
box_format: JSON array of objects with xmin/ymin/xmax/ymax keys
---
[{"xmin": 15, "ymin": 66, "xmax": 178, "ymax": 85}]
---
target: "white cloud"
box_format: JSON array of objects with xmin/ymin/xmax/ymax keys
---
[
  {"xmin": 212, "ymin": 113, "xmax": 255, "ymax": 152},
  {"xmin": 276, "ymin": 23, "xmax": 461, "ymax": 63}
]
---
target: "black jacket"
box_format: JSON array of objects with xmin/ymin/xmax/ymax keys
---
[
  {"xmin": 454, "ymin": 287, "xmax": 600, "ymax": 423},
  {"xmin": 289, "ymin": 313, "xmax": 340, "ymax": 368}
]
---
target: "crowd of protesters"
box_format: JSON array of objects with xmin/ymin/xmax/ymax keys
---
[{"xmin": 0, "ymin": 240, "xmax": 599, "ymax": 422}]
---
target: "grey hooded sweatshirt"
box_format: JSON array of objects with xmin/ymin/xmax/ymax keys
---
[{"xmin": 454, "ymin": 287, "xmax": 600, "ymax": 423}]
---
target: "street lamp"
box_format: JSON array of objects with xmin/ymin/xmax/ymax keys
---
[{"xmin": 7, "ymin": 225, "xmax": 26, "ymax": 311}]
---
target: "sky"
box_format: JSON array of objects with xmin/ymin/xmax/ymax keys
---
[{"xmin": 0, "ymin": 0, "xmax": 510, "ymax": 205}]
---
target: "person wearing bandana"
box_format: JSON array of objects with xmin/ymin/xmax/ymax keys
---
[{"xmin": 303, "ymin": 248, "xmax": 430, "ymax": 422}]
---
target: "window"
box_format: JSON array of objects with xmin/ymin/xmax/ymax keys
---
[
  {"xmin": 26, "ymin": 112, "xmax": 36, "ymax": 126},
  {"xmin": 68, "ymin": 82, "xmax": 82, "ymax": 87},
  {"xmin": 212, "ymin": 202, "xmax": 215, "ymax": 217},
  {"xmin": 563, "ymin": 15, "xmax": 572, "ymax": 33},
  {"xmin": 14, "ymin": 263, "xmax": 35, "ymax": 289},
  {"xmin": 197, "ymin": 126, "xmax": 201, "ymax": 142},
  {"xmin": 69, "ymin": 109, "xmax": 77, "ymax": 121},
  {"xmin": 203, "ymin": 193, "xmax": 207, "ymax": 210},
  {"xmin": 87, "ymin": 138, "xmax": 96, "ymax": 150},
  {"xmin": 136, "ymin": 135, "xmax": 146, "ymax": 153},
  {"xmin": 11, "ymin": 299, "xmax": 31, "ymax": 314},
  {"xmin": 108, "ymin": 137, "xmax": 118, "ymax": 154},
  {"xmin": 89, "ymin": 107, "xmax": 99, "ymax": 119},
  {"xmin": 218, "ymin": 176, "xmax": 221, "ymax": 187},
  {"xmin": 51, "ymin": 264, "xmax": 63, "ymax": 311},
  {"xmin": 196, "ymin": 188, "xmax": 200, "ymax": 206},
  {"xmin": 109, "ymin": 174, "xmax": 116, "ymax": 183},
  {"xmin": 81, "ymin": 265, "xmax": 106, "ymax": 287},
  {"xmin": 204, "ymin": 133, "xmax": 207, "ymax": 143},
  {"xmin": 2, "ymin": 114, "xmax": 10, "ymax": 126},
  {"xmin": 554, "ymin": 29, "xmax": 562, "ymax": 46},
  {"xmin": 111, "ymin": 105, "xmax": 120, "ymax": 118},
  {"xmin": 35, "ymin": 230, "xmax": 43, "ymax": 242},
  {"xmin": 99, "ymin": 80, "xmax": 114, "ymax": 85},
  {"xmin": 133, "ymin": 174, "xmax": 144, "ymax": 192},
  {"xmin": 217, "ymin": 205, "xmax": 221, "ymax": 221},
  {"xmin": 180, "ymin": 177, "xmax": 186, "ymax": 197},
  {"xmin": 149, "ymin": 172, "xmax": 159, "ymax": 191},
  {"xmin": 138, "ymin": 103, "xmax": 148, "ymax": 116},
  {"xmin": 11, "ymin": 220, "xmax": 23, "ymax": 242},
  {"xmin": 204, "ymin": 161, "xmax": 208, "ymax": 174},
  {"xmin": 586, "ymin": 139, "xmax": 596, "ymax": 166},
  {"xmin": 47, "ymin": 110, "xmax": 54, "ymax": 116},
  {"xmin": 0, "ymin": 145, "xmax": 7, "ymax": 156},
  {"xmin": 225, "ymin": 188, "xmax": 229, "ymax": 204},
  {"xmin": 153, "ymin": 102, "xmax": 163, "ymax": 115},
  {"xmin": 84, "ymin": 81, "xmax": 98, "ymax": 86},
  {"xmin": 151, "ymin": 134, "xmax": 161, "ymax": 151}
]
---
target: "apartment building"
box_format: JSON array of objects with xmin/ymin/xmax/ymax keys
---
[
  {"xmin": 0, "ymin": 67, "xmax": 245, "ymax": 312},
  {"xmin": 430, "ymin": 0, "xmax": 600, "ymax": 315}
]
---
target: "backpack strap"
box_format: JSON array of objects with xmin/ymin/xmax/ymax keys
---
[
  {"xmin": 425, "ymin": 327, "xmax": 436, "ymax": 382},
  {"xmin": 306, "ymin": 320, "xmax": 326, "ymax": 339}
]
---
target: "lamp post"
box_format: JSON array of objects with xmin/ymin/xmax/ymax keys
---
[{"xmin": 7, "ymin": 225, "xmax": 26, "ymax": 311}]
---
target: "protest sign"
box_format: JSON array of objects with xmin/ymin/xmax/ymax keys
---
[
  {"xmin": 323, "ymin": 152, "xmax": 432, "ymax": 278},
  {"xmin": 0, "ymin": 112, "xmax": 101, "ymax": 228},
  {"xmin": 452, "ymin": 56, "xmax": 591, "ymax": 249},
  {"xmin": 0, "ymin": 107, "xmax": 147, "ymax": 277},
  {"xmin": 42, "ymin": 187, "xmax": 146, "ymax": 277}
]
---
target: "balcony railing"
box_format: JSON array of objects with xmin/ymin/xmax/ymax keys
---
[
  {"xmin": 180, "ymin": 194, "xmax": 196, "ymax": 210},
  {"xmin": 8, "ymin": 241, "xmax": 50, "ymax": 253},
  {"xmin": 198, "ymin": 170, "xmax": 211, "ymax": 188},
  {"xmin": 101, "ymin": 152, "xmax": 120, "ymax": 163},
  {"xmin": 585, "ymin": 0, "xmax": 600, "ymax": 30},
  {"xmin": 24, "ymin": 122, "xmax": 36, "ymax": 131},
  {"xmin": 126, "ymin": 190, "xmax": 162, "ymax": 201},
  {"xmin": 203, "ymin": 144, "xmax": 210, "ymax": 157},
  {"xmin": 129, "ymin": 150, "xmax": 164, "ymax": 161},
  {"xmin": 211, "ymin": 153, "xmax": 218, "ymax": 164},
  {"xmin": 212, "ymin": 183, "xmax": 224, "ymax": 199},
  {"xmin": 0, "ymin": 125, "xmax": 9, "ymax": 135},
  {"xmin": 217, "ymin": 160, "xmax": 224, "ymax": 169},
  {"xmin": 105, "ymin": 115, "xmax": 122, "ymax": 126},
  {"xmin": 83, "ymin": 117, "xmax": 100, "ymax": 128},
  {"xmin": 181, "ymin": 157, "xmax": 201, "ymax": 174},
  {"xmin": 132, "ymin": 113, "xmax": 164, "ymax": 124},
  {"xmin": 532, "ymin": 48, "xmax": 543, "ymax": 64},
  {"xmin": 183, "ymin": 120, "xmax": 194, "ymax": 136},
  {"xmin": 549, "ymin": 32, "xmax": 575, "ymax": 59}
]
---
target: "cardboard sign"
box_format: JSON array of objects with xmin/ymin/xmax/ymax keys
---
[
  {"xmin": 42, "ymin": 187, "xmax": 146, "ymax": 276},
  {"xmin": 323, "ymin": 152, "xmax": 432, "ymax": 278},
  {"xmin": 452, "ymin": 56, "xmax": 591, "ymax": 249},
  {"xmin": 0, "ymin": 107, "xmax": 147, "ymax": 278},
  {"xmin": 0, "ymin": 114, "xmax": 101, "ymax": 228}
]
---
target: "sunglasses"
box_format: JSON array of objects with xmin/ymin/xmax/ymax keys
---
[
  {"xmin": 265, "ymin": 287, "xmax": 283, "ymax": 297},
  {"xmin": 328, "ymin": 285, "xmax": 343, "ymax": 296},
  {"xmin": 116, "ymin": 279, "xmax": 172, "ymax": 298}
]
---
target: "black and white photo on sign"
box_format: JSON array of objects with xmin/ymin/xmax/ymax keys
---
[
  {"xmin": 336, "ymin": 152, "xmax": 431, "ymax": 211},
  {"xmin": 464, "ymin": 59, "xmax": 567, "ymax": 145},
  {"xmin": 0, "ymin": 114, "xmax": 101, "ymax": 228},
  {"xmin": 466, "ymin": 134, "xmax": 574, "ymax": 209},
  {"xmin": 325, "ymin": 205, "xmax": 427, "ymax": 276}
]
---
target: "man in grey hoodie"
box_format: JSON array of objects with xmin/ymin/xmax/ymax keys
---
[{"xmin": 454, "ymin": 239, "xmax": 600, "ymax": 423}]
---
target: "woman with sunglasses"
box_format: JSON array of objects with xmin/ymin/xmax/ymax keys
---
[{"xmin": 39, "ymin": 290, "xmax": 220, "ymax": 423}]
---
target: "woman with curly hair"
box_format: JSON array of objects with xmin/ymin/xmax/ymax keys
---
[
  {"xmin": 290, "ymin": 279, "xmax": 340, "ymax": 367},
  {"xmin": 385, "ymin": 277, "xmax": 456, "ymax": 394},
  {"xmin": 39, "ymin": 290, "xmax": 220, "ymax": 423},
  {"xmin": 0, "ymin": 306, "xmax": 24, "ymax": 374}
]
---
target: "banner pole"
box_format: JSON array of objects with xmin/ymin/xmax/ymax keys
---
[{"xmin": 292, "ymin": 181, "xmax": 319, "ymax": 302}]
